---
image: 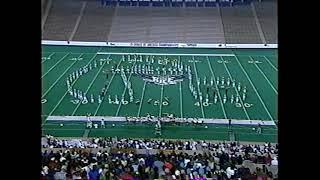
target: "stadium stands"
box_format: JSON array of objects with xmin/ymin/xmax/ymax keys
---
[
  {"xmin": 41, "ymin": 0, "xmax": 277, "ymax": 44},
  {"xmin": 73, "ymin": 1, "xmax": 116, "ymax": 41},
  {"xmin": 147, "ymin": 7, "xmax": 225, "ymax": 43},
  {"xmin": 220, "ymin": 5, "xmax": 262, "ymax": 43},
  {"xmin": 148, "ymin": 8, "xmax": 188, "ymax": 43},
  {"xmin": 183, "ymin": 8, "xmax": 225, "ymax": 43},
  {"xmin": 108, "ymin": 7, "xmax": 150, "ymax": 42},
  {"xmin": 254, "ymin": 1, "xmax": 277, "ymax": 43},
  {"xmin": 42, "ymin": 0, "xmax": 82, "ymax": 40}
]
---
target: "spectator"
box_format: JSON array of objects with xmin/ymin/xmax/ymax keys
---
[
  {"xmin": 88, "ymin": 165, "xmax": 100, "ymax": 180},
  {"xmin": 53, "ymin": 166, "xmax": 67, "ymax": 180},
  {"xmin": 271, "ymin": 156, "xmax": 278, "ymax": 165},
  {"xmin": 226, "ymin": 164, "xmax": 235, "ymax": 179},
  {"xmin": 41, "ymin": 136, "xmax": 278, "ymax": 179}
]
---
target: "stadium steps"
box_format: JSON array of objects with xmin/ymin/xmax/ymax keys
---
[
  {"xmin": 250, "ymin": 2, "xmax": 267, "ymax": 44},
  {"xmin": 106, "ymin": 6, "xmax": 117, "ymax": 41},
  {"xmin": 217, "ymin": 3, "xmax": 226, "ymax": 45},
  {"xmin": 69, "ymin": 1, "xmax": 87, "ymax": 41},
  {"xmin": 220, "ymin": 5, "xmax": 262, "ymax": 44},
  {"xmin": 41, "ymin": 0, "xmax": 52, "ymax": 32},
  {"xmin": 41, "ymin": 0, "xmax": 47, "ymax": 17},
  {"xmin": 145, "ymin": 8, "xmax": 152, "ymax": 43},
  {"xmin": 42, "ymin": 0, "xmax": 82, "ymax": 40},
  {"xmin": 254, "ymin": 1, "xmax": 277, "ymax": 43}
]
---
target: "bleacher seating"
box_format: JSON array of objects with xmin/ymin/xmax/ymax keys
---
[
  {"xmin": 182, "ymin": 8, "xmax": 225, "ymax": 43},
  {"xmin": 107, "ymin": 7, "xmax": 150, "ymax": 42},
  {"xmin": 107, "ymin": 7, "xmax": 226, "ymax": 43},
  {"xmin": 254, "ymin": 1, "xmax": 277, "ymax": 43},
  {"xmin": 73, "ymin": 1, "xmax": 115, "ymax": 41},
  {"xmin": 220, "ymin": 5, "xmax": 262, "ymax": 43},
  {"xmin": 42, "ymin": 0, "xmax": 277, "ymax": 44},
  {"xmin": 42, "ymin": 0, "xmax": 82, "ymax": 40}
]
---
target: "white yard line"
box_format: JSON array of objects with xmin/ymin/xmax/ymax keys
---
[
  {"xmin": 158, "ymin": 84, "xmax": 164, "ymax": 117},
  {"xmin": 41, "ymin": 53, "xmax": 70, "ymax": 79},
  {"xmin": 42, "ymin": 53, "xmax": 98, "ymax": 126},
  {"xmin": 192, "ymin": 56, "xmax": 205, "ymax": 118},
  {"xmin": 179, "ymin": 82, "xmax": 183, "ymax": 119},
  {"xmin": 93, "ymin": 58, "xmax": 123, "ymax": 116},
  {"xmin": 48, "ymin": 52, "xmax": 55, "ymax": 58},
  {"xmin": 178, "ymin": 56, "xmax": 184, "ymax": 119},
  {"xmin": 206, "ymin": 56, "xmax": 227, "ymax": 119},
  {"xmin": 137, "ymin": 82, "xmax": 147, "ymax": 117},
  {"xmin": 158, "ymin": 56, "xmax": 165, "ymax": 118},
  {"xmin": 98, "ymin": 52, "xmax": 236, "ymax": 57},
  {"xmin": 220, "ymin": 56, "xmax": 251, "ymax": 120},
  {"xmin": 263, "ymin": 56, "xmax": 278, "ymax": 71},
  {"xmin": 41, "ymin": 52, "xmax": 55, "ymax": 64},
  {"xmin": 233, "ymin": 55, "xmax": 275, "ymax": 122},
  {"xmin": 71, "ymin": 56, "xmax": 110, "ymax": 115},
  {"xmin": 250, "ymin": 57, "xmax": 278, "ymax": 94},
  {"xmin": 42, "ymin": 53, "xmax": 83, "ymax": 98},
  {"xmin": 115, "ymin": 61, "xmax": 137, "ymax": 116}
]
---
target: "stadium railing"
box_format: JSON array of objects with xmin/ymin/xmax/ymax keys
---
[
  {"xmin": 41, "ymin": 40, "xmax": 277, "ymax": 48},
  {"xmin": 101, "ymin": 0, "xmax": 258, "ymax": 7}
]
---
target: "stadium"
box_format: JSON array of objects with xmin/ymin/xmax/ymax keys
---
[{"xmin": 41, "ymin": 0, "xmax": 278, "ymax": 179}]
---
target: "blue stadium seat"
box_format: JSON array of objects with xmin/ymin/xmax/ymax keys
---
[
  {"xmin": 164, "ymin": 0, "xmax": 171, "ymax": 7},
  {"xmin": 139, "ymin": 0, "xmax": 150, "ymax": 6},
  {"xmin": 197, "ymin": 0, "xmax": 205, "ymax": 7},
  {"xmin": 119, "ymin": 0, "xmax": 131, "ymax": 6},
  {"xmin": 131, "ymin": 0, "xmax": 138, "ymax": 6},
  {"xmin": 171, "ymin": 0, "xmax": 183, "ymax": 7},
  {"xmin": 105, "ymin": 0, "xmax": 118, "ymax": 6},
  {"xmin": 204, "ymin": 0, "xmax": 217, "ymax": 7},
  {"xmin": 152, "ymin": 0, "xmax": 164, "ymax": 7},
  {"xmin": 220, "ymin": 0, "xmax": 232, "ymax": 7},
  {"xmin": 185, "ymin": 0, "xmax": 197, "ymax": 7},
  {"xmin": 232, "ymin": 0, "xmax": 252, "ymax": 6}
]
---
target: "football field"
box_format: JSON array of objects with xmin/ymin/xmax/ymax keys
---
[{"xmin": 42, "ymin": 45, "xmax": 278, "ymax": 142}]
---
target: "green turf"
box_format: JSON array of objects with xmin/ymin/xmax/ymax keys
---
[
  {"xmin": 42, "ymin": 122, "xmax": 277, "ymax": 142},
  {"xmin": 42, "ymin": 45, "xmax": 278, "ymax": 142}
]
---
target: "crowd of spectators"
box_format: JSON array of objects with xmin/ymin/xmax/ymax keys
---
[
  {"xmin": 42, "ymin": 136, "xmax": 278, "ymax": 179},
  {"xmin": 41, "ymin": 149, "xmax": 277, "ymax": 180},
  {"xmin": 43, "ymin": 136, "xmax": 278, "ymax": 154}
]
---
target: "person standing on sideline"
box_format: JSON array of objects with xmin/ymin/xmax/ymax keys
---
[
  {"xmin": 228, "ymin": 119, "xmax": 232, "ymax": 130},
  {"xmin": 101, "ymin": 118, "xmax": 105, "ymax": 128},
  {"xmin": 86, "ymin": 113, "xmax": 92, "ymax": 128},
  {"xmin": 257, "ymin": 123, "xmax": 262, "ymax": 134}
]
